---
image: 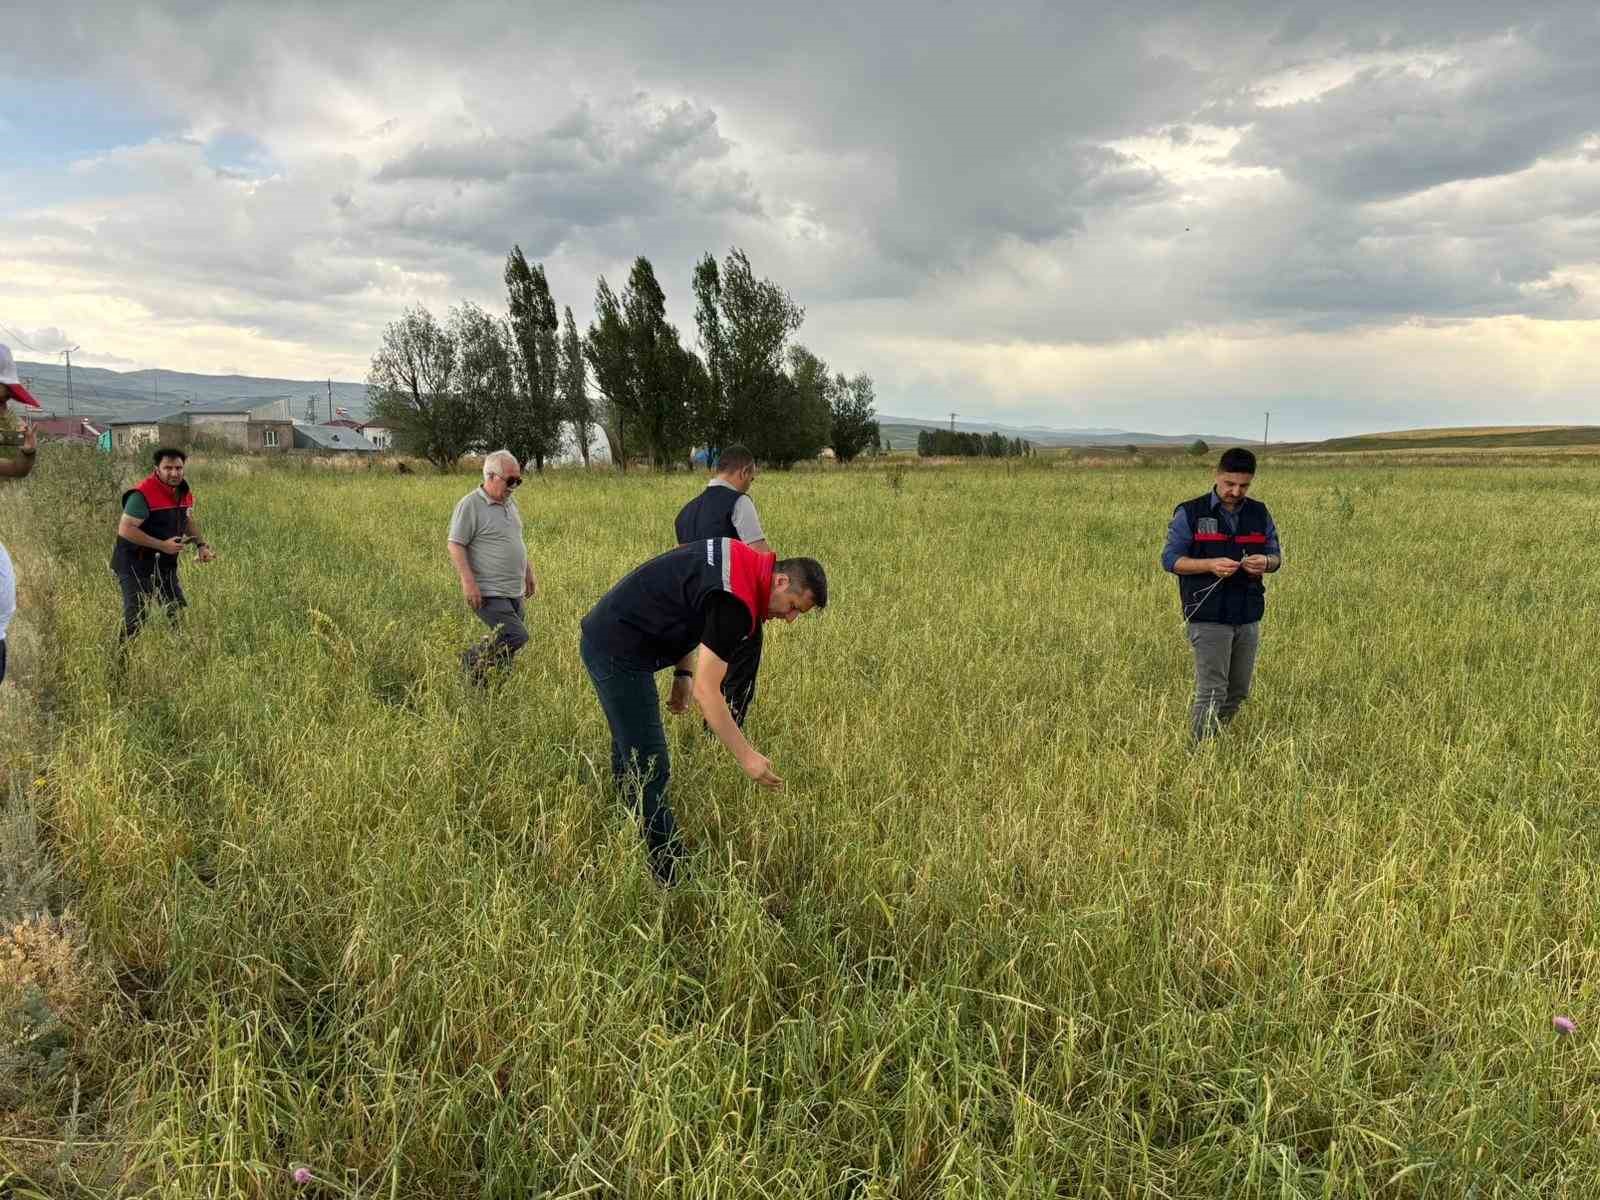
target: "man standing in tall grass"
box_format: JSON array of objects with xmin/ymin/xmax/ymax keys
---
[
  {"xmin": 674, "ymin": 444, "xmax": 771, "ymax": 728},
  {"xmin": 449, "ymin": 449, "xmax": 538, "ymax": 686},
  {"xmin": 1163, "ymin": 446, "xmax": 1282, "ymax": 740},
  {"xmin": 580, "ymin": 540, "xmax": 827, "ymax": 884},
  {"xmin": 111, "ymin": 446, "xmax": 217, "ymax": 641},
  {"xmin": 0, "ymin": 344, "xmax": 41, "ymax": 684}
]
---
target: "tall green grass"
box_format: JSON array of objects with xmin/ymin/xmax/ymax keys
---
[{"xmin": 17, "ymin": 459, "xmax": 1600, "ymax": 1196}]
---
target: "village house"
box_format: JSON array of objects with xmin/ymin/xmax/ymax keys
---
[{"xmin": 107, "ymin": 397, "xmax": 295, "ymax": 454}]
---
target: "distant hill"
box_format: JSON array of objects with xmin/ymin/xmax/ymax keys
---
[
  {"xmin": 878, "ymin": 414, "xmax": 1243, "ymax": 450},
  {"xmin": 1284, "ymin": 425, "xmax": 1600, "ymax": 454},
  {"xmin": 12, "ymin": 360, "xmax": 370, "ymax": 422}
]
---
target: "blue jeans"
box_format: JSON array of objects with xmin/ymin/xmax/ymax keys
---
[{"xmin": 579, "ymin": 633, "xmax": 681, "ymax": 881}]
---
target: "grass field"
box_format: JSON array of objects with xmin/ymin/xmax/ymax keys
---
[{"xmin": 7, "ymin": 455, "xmax": 1600, "ymax": 1197}]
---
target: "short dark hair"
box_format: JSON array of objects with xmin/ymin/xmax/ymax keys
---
[
  {"xmin": 153, "ymin": 446, "xmax": 188, "ymax": 466},
  {"xmin": 716, "ymin": 444, "xmax": 754, "ymax": 474},
  {"xmin": 775, "ymin": 556, "xmax": 827, "ymax": 609},
  {"xmin": 1217, "ymin": 447, "xmax": 1256, "ymax": 475}
]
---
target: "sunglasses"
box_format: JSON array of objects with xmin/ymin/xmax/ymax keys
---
[{"xmin": 493, "ymin": 473, "xmax": 523, "ymax": 489}]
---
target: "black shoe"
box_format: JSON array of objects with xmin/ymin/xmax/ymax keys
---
[{"xmin": 649, "ymin": 844, "xmax": 687, "ymax": 888}]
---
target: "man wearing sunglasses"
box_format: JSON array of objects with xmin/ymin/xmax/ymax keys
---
[{"xmin": 448, "ymin": 449, "xmax": 538, "ymax": 685}]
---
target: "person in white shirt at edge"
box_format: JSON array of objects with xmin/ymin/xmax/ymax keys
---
[
  {"xmin": 447, "ymin": 449, "xmax": 538, "ymax": 686},
  {"xmin": 0, "ymin": 344, "xmax": 42, "ymax": 685}
]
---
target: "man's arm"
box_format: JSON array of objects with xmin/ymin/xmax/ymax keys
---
[
  {"xmin": 733, "ymin": 496, "xmax": 770, "ymax": 554},
  {"xmin": 0, "ymin": 424, "xmax": 37, "ymax": 479},
  {"xmin": 117, "ymin": 514, "xmax": 184, "ymax": 555},
  {"xmin": 184, "ymin": 509, "xmax": 217, "ymax": 561},
  {"xmin": 447, "ymin": 499, "xmax": 483, "ymax": 607},
  {"xmin": 1243, "ymin": 511, "xmax": 1282, "ymax": 577},
  {"xmin": 668, "ymin": 648, "xmax": 696, "ymax": 712},
  {"xmin": 523, "ymin": 558, "xmax": 538, "ymax": 599},
  {"xmin": 1163, "ymin": 507, "xmax": 1237, "ymax": 576},
  {"xmin": 692, "ymin": 647, "xmax": 783, "ymax": 790},
  {"xmin": 447, "ymin": 541, "xmax": 482, "ymax": 608},
  {"xmin": 1173, "ymin": 555, "xmax": 1240, "ymax": 577}
]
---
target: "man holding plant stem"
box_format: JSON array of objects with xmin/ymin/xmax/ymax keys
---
[{"xmin": 1163, "ymin": 446, "xmax": 1282, "ymax": 740}]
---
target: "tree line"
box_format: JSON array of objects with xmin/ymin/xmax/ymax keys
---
[
  {"xmin": 368, "ymin": 247, "xmax": 879, "ymax": 471},
  {"xmin": 916, "ymin": 430, "xmax": 1034, "ymax": 458}
]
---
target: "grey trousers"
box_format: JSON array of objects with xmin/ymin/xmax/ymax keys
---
[
  {"xmin": 464, "ymin": 596, "xmax": 529, "ymax": 684},
  {"xmin": 1186, "ymin": 620, "xmax": 1261, "ymax": 740}
]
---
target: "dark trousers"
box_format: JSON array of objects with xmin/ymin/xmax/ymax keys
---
[
  {"xmin": 722, "ymin": 623, "xmax": 762, "ymax": 728},
  {"xmin": 579, "ymin": 633, "xmax": 682, "ymax": 883},
  {"xmin": 116, "ymin": 563, "xmax": 187, "ymax": 641},
  {"xmin": 0, "ymin": 638, "xmax": 7, "ymax": 685},
  {"xmin": 463, "ymin": 596, "xmax": 529, "ymax": 685}
]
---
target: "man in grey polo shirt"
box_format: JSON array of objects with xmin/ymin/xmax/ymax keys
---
[{"xmin": 448, "ymin": 449, "xmax": 538, "ymax": 685}]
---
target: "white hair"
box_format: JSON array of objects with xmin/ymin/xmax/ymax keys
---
[{"xmin": 482, "ymin": 449, "xmax": 520, "ymax": 480}]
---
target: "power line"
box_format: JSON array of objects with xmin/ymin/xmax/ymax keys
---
[{"xmin": 0, "ymin": 323, "xmax": 39, "ymax": 352}]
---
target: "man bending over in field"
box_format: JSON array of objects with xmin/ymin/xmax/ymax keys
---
[
  {"xmin": 111, "ymin": 446, "xmax": 217, "ymax": 641},
  {"xmin": 448, "ymin": 449, "xmax": 538, "ymax": 686},
  {"xmin": 579, "ymin": 539, "xmax": 827, "ymax": 884},
  {"xmin": 1162, "ymin": 446, "xmax": 1282, "ymax": 740}
]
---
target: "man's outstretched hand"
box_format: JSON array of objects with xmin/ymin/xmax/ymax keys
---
[{"xmin": 739, "ymin": 750, "xmax": 784, "ymax": 791}]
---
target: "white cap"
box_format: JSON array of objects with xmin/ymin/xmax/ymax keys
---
[{"xmin": 0, "ymin": 345, "xmax": 41, "ymax": 408}]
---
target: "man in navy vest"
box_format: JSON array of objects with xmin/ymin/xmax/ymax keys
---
[
  {"xmin": 1162, "ymin": 447, "xmax": 1282, "ymax": 740},
  {"xmin": 111, "ymin": 446, "xmax": 217, "ymax": 641},
  {"xmin": 673, "ymin": 444, "xmax": 770, "ymax": 727},
  {"xmin": 580, "ymin": 538, "xmax": 827, "ymax": 884}
]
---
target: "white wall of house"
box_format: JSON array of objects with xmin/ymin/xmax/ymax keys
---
[{"xmin": 112, "ymin": 424, "xmax": 160, "ymax": 452}]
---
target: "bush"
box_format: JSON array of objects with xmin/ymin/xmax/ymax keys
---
[{"xmin": 19, "ymin": 442, "xmax": 130, "ymax": 567}]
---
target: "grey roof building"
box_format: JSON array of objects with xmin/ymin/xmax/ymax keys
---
[{"xmin": 292, "ymin": 424, "xmax": 378, "ymax": 452}]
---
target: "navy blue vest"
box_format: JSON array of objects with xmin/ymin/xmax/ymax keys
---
[
  {"xmin": 675, "ymin": 484, "xmax": 742, "ymax": 544},
  {"xmin": 582, "ymin": 539, "xmax": 740, "ymax": 670},
  {"xmin": 1176, "ymin": 493, "xmax": 1271, "ymax": 625}
]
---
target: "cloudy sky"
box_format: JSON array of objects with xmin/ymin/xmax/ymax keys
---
[{"xmin": 3, "ymin": 1, "xmax": 1598, "ymax": 438}]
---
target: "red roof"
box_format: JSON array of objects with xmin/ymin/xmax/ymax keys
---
[{"xmin": 32, "ymin": 417, "xmax": 103, "ymax": 440}]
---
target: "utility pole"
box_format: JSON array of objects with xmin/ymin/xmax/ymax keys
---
[
  {"xmin": 327, "ymin": 378, "xmax": 333, "ymax": 423},
  {"xmin": 154, "ymin": 370, "xmax": 159, "ymax": 406},
  {"xmin": 1263, "ymin": 411, "xmax": 1270, "ymax": 446},
  {"xmin": 949, "ymin": 412, "xmax": 957, "ymax": 433},
  {"xmin": 59, "ymin": 345, "xmax": 81, "ymax": 414}
]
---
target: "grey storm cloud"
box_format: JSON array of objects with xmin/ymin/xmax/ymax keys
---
[
  {"xmin": 1219, "ymin": 18, "xmax": 1600, "ymax": 202},
  {"xmin": 4, "ymin": 0, "xmax": 1600, "ymax": 430}
]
